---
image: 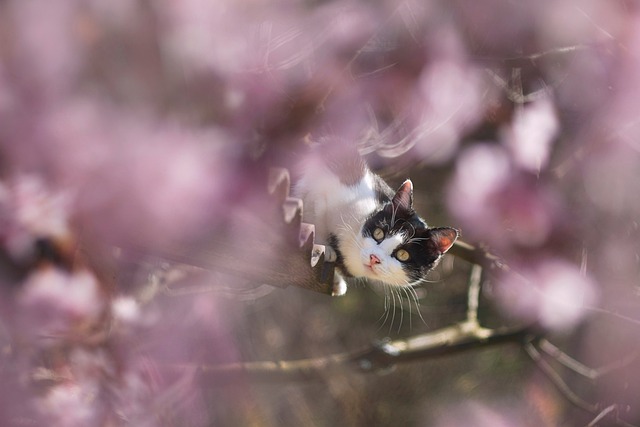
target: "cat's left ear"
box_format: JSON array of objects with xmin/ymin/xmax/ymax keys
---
[
  {"xmin": 392, "ymin": 179, "xmax": 413, "ymax": 212},
  {"xmin": 430, "ymin": 227, "xmax": 459, "ymax": 254}
]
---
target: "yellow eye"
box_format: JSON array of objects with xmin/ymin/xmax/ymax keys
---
[
  {"xmin": 373, "ymin": 227, "xmax": 385, "ymax": 241},
  {"xmin": 396, "ymin": 249, "xmax": 410, "ymax": 262}
]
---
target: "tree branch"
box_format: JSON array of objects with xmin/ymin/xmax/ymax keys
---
[
  {"xmin": 164, "ymin": 322, "xmax": 536, "ymax": 383},
  {"xmin": 538, "ymin": 338, "xmax": 640, "ymax": 381},
  {"xmin": 449, "ymin": 239, "xmax": 507, "ymax": 272},
  {"xmin": 525, "ymin": 338, "xmax": 639, "ymax": 427}
]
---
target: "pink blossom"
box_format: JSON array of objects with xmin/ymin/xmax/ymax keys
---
[
  {"xmin": 157, "ymin": 0, "xmax": 257, "ymax": 76},
  {"xmin": 111, "ymin": 296, "xmax": 141, "ymax": 325},
  {"xmin": 6, "ymin": 0, "xmax": 83, "ymax": 97},
  {"xmin": 535, "ymin": 0, "xmax": 626, "ymax": 49},
  {"xmin": 0, "ymin": 176, "xmax": 71, "ymax": 262},
  {"xmin": 502, "ymin": 97, "xmax": 559, "ymax": 172},
  {"xmin": 412, "ymin": 59, "xmax": 485, "ymax": 161},
  {"xmin": 496, "ymin": 260, "xmax": 598, "ymax": 331},
  {"xmin": 25, "ymin": 99, "xmax": 236, "ymax": 249},
  {"xmin": 432, "ymin": 400, "xmax": 524, "ymax": 427},
  {"xmin": 446, "ymin": 144, "xmax": 511, "ymax": 244},
  {"xmin": 37, "ymin": 383, "xmax": 100, "ymax": 427},
  {"xmin": 447, "ymin": 143, "xmax": 559, "ymax": 249},
  {"xmin": 19, "ymin": 269, "xmax": 104, "ymax": 336}
]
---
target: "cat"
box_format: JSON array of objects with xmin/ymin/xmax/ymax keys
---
[{"xmin": 294, "ymin": 139, "xmax": 459, "ymax": 296}]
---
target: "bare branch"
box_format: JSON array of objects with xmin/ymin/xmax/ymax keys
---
[
  {"xmin": 466, "ymin": 264, "xmax": 483, "ymax": 324},
  {"xmin": 525, "ymin": 340, "xmax": 639, "ymax": 427},
  {"xmin": 484, "ymin": 68, "xmax": 550, "ymax": 104},
  {"xmin": 538, "ymin": 338, "xmax": 640, "ymax": 381},
  {"xmin": 448, "ymin": 239, "xmax": 506, "ymax": 271},
  {"xmin": 587, "ymin": 405, "xmax": 627, "ymax": 427},
  {"xmin": 524, "ymin": 340, "xmax": 598, "ymax": 413},
  {"xmin": 165, "ymin": 323, "xmax": 535, "ymax": 383}
]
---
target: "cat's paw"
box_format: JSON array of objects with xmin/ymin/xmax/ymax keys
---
[{"xmin": 331, "ymin": 275, "xmax": 347, "ymax": 296}]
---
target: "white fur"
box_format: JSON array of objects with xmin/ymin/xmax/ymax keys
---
[{"xmin": 295, "ymin": 157, "xmax": 411, "ymax": 290}]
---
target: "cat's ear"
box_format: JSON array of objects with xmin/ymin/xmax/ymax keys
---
[
  {"xmin": 430, "ymin": 227, "xmax": 459, "ymax": 254},
  {"xmin": 392, "ymin": 179, "xmax": 413, "ymax": 212}
]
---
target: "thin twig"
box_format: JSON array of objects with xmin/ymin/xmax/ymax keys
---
[
  {"xmin": 526, "ymin": 340, "xmax": 639, "ymax": 427},
  {"xmin": 484, "ymin": 68, "xmax": 550, "ymax": 104},
  {"xmin": 538, "ymin": 338, "xmax": 597, "ymax": 379},
  {"xmin": 473, "ymin": 44, "xmax": 592, "ymax": 66},
  {"xmin": 524, "ymin": 341, "xmax": 598, "ymax": 413},
  {"xmin": 538, "ymin": 339, "xmax": 640, "ymax": 380},
  {"xmin": 448, "ymin": 240, "xmax": 506, "ymax": 271},
  {"xmin": 587, "ymin": 405, "xmax": 618, "ymax": 427},
  {"xmin": 466, "ymin": 264, "xmax": 483, "ymax": 324},
  {"xmin": 586, "ymin": 307, "xmax": 640, "ymax": 327}
]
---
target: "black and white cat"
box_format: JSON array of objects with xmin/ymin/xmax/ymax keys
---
[{"xmin": 295, "ymin": 140, "xmax": 459, "ymax": 296}]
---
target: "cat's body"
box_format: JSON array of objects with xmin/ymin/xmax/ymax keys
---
[{"xmin": 294, "ymin": 141, "xmax": 458, "ymax": 296}]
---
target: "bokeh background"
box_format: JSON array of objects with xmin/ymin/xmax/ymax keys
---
[{"xmin": 1, "ymin": 0, "xmax": 639, "ymax": 426}]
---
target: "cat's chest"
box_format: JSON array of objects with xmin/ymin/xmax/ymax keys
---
[
  {"xmin": 328, "ymin": 175, "xmax": 377, "ymax": 218},
  {"xmin": 297, "ymin": 165, "xmax": 378, "ymax": 241}
]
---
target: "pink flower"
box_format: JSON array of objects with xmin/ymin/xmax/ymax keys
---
[
  {"xmin": 19, "ymin": 269, "xmax": 104, "ymax": 337},
  {"xmin": 38, "ymin": 383, "xmax": 99, "ymax": 427},
  {"xmin": 447, "ymin": 143, "xmax": 559, "ymax": 250},
  {"xmin": 496, "ymin": 260, "xmax": 598, "ymax": 331},
  {"xmin": 111, "ymin": 296, "xmax": 141, "ymax": 325},
  {"xmin": 0, "ymin": 176, "xmax": 71, "ymax": 263},
  {"xmin": 447, "ymin": 144, "xmax": 511, "ymax": 245},
  {"xmin": 432, "ymin": 400, "xmax": 524, "ymax": 427},
  {"xmin": 502, "ymin": 97, "xmax": 559, "ymax": 173}
]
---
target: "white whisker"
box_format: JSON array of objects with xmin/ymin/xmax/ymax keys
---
[
  {"xmin": 390, "ymin": 202, "xmax": 398, "ymax": 228},
  {"xmin": 400, "ymin": 286, "xmax": 412, "ymax": 331},
  {"xmin": 389, "ymin": 286, "xmax": 398, "ymax": 335},
  {"xmin": 407, "ymin": 237, "xmax": 430, "ymax": 244},
  {"xmin": 376, "ymin": 284, "xmax": 391, "ymax": 332},
  {"xmin": 406, "ymin": 222, "xmax": 417, "ymax": 240},
  {"xmin": 396, "ymin": 287, "xmax": 404, "ymax": 333},
  {"xmin": 407, "ymin": 285, "xmax": 428, "ymax": 327}
]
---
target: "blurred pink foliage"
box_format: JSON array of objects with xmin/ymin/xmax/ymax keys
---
[
  {"xmin": 0, "ymin": 0, "xmax": 639, "ymax": 425},
  {"xmin": 433, "ymin": 400, "xmax": 527, "ymax": 427},
  {"xmin": 496, "ymin": 259, "xmax": 598, "ymax": 331}
]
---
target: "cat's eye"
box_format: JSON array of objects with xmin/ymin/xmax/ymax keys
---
[
  {"xmin": 372, "ymin": 227, "xmax": 385, "ymax": 241},
  {"xmin": 395, "ymin": 249, "xmax": 410, "ymax": 262}
]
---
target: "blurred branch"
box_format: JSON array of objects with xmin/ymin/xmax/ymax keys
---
[
  {"xmin": 168, "ymin": 323, "xmax": 535, "ymax": 382},
  {"xmin": 525, "ymin": 338, "xmax": 638, "ymax": 427},
  {"xmin": 538, "ymin": 338, "xmax": 640, "ymax": 380},
  {"xmin": 525, "ymin": 340, "xmax": 598, "ymax": 413},
  {"xmin": 452, "ymin": 241, "xmax": 639, "ymax": 426},
  {"xmin": 168, "ymin": 246, "xmax": 541, "ymax": 381},
  {"xmin": 587, "ymin": 405, "xmax": 632, "ymax": 427},
  {"xmin": 497, "ymin": 44, "xmax": 592, "ymax": 66},
  {"xmin": 351, "ymin": 322, "xmax": 532, "ymax": 372},
  {"xmin": 449, "ymin": 239, "xmax": 507, "ymax": 272},
  {"xmin": 144, "ymin": 168, "xmax": 337, "ymax": 296},
  {"xmin": 465, "ymin": 263, "xmax": 483, "ymax": 324},
  {"xmin": 484, "ymin": 68, "xmax": 550, "ymax": 104}
]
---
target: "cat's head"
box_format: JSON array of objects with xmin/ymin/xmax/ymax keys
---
[{"xmin": 346, "ymin": 180, "xmax": 458, "ymax": 286}]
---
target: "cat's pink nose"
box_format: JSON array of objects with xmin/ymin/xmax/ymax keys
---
[{"xmin": 369, "ymin": 254, "xmax": 381, "ymax": 265}]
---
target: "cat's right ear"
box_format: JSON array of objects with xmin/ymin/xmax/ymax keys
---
[
  {"xmin": 430, "ymin": 227, "xmax": 459, "ymax": 254},
  {"xmin": 392, "ymin": 179, "xmax": 413, "ymax": 212}
]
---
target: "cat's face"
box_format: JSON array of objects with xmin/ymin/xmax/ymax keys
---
[{"xmin": 342, "ymin": 180, "xmax": 458, "ymax": 286}]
